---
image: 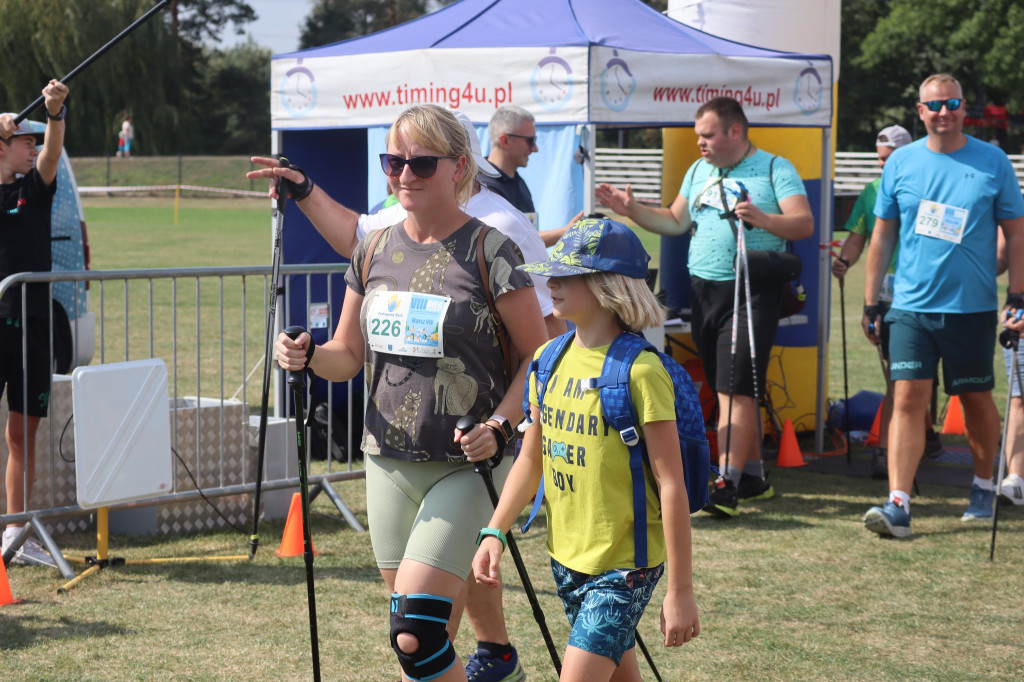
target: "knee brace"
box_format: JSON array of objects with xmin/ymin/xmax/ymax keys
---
[{"xmin": 389, "ymin": 592, "xmax": 456, "ymax": 681}]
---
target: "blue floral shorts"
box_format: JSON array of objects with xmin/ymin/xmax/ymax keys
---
[{"xmin": 550, "ymin": 558, "xmax": 664, "ymax": 665}]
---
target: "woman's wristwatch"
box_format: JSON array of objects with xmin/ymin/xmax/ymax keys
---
[{"xmin": 485, "ymin": 415, "xmax": 516, "ymax": 450}]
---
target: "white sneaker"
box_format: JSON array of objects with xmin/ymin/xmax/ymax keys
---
[
  {"xmin": 999, "ymin": 474, "xmax": 1024, "ymax": 507},
  {"xmin": 6, "ymin": 535, "xmax": 58, "ymax": 568}
]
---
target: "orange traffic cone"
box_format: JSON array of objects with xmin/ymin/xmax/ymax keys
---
[
  {"xmin": 276, "ymin": 492, "xmax": 317, "ymax": 558},
  {"xmin": 1, "ymin": 555, "xmax": 16, "ymax": 606},
  {"xmin": 941, "ymin": 395, "xmax": 966, "ymax": 435},
  {"xmin": 777, "ymin": 418, "xmax": 806, "ymax": 467},
  {"xmin": 864, "ymin": 402, "xmax": 883, "ymax": 446}
]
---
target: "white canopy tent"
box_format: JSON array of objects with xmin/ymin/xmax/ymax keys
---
[{"xmin": 269, "ymin": 0, "xmax": 836, "ymax": 449}]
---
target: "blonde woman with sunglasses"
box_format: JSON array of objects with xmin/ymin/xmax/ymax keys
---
[{"xmin": 276, "ymin": 104, "xmax": 546, "ymax": 682}]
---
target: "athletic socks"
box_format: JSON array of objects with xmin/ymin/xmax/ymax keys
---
[
  {"xmin": 889, "ymin": 490, "xmax": 911, "ymax": 514},
  {"xmin": 972, "ymin": 476, "xmax": 994, "ymax": 491},
  {"xmin": 725, "ymin": 465, "xmax": 742, "ymax": 486},
  {"xmin": 476, "ymin": 641, "xmax": 513, "ymax": 659}
]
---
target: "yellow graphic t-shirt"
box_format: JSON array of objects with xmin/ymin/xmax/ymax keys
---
[{"xmin": 529, "ymin": 340, "xmax": 676, "ymax": 574}]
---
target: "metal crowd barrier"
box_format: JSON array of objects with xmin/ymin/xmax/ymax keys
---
[{"xmin": 0, "ymin": 264, "xmax": 364, "ymax": 577}]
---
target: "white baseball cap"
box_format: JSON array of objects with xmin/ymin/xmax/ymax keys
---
[
  {"xmin": 451, "ymin": 110, "xmax": 500, "ymax": 178},
  {"xmin": 0, "ymin": 114, "xmax": 44, "ymax": 145},
  {"xmin": 876, "ymin": 125, "xmax": 912, "ymax": 149}
]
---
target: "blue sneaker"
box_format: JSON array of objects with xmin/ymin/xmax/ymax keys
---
[
  {"xmin": 465, "ymin": 646, "xmax": 526, "ymax": 682},
  {"xmin": 863, "ymin": 500, "xmax": 912, "ymax": 538},
  {"xmin": 961, "ymin": 484, "xmax": 995, "ymax": 521}
]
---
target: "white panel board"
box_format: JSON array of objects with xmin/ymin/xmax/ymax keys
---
[{"xmin": 72, "ymin": 359, "xmax": 173, "ymax": 509}]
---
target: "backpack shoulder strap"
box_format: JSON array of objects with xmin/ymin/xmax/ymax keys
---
[
  {"xmin": 474, "ymin": 222, "xmax": 516, "ymax": 383},
  {"xmin": 521, "ymin": 330, "xmax": 575, "ymax": 422},
  {"xmin": 596, "ymin": 332, "xmax": 655, "ymax": 567},
  {"xmin": 520, "ymin": 331, "xmax": 575, "ymax": 534},
  {"xmin": 596, "ymin": 332, "xmax": 654, "ymax": 441},
  {"xmin": 360, "ymin": 226, "xmax": 390, "ymax": 290}
]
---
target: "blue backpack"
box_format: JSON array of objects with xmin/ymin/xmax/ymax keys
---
[{"xmin": 521, "ymin": 331, "xmax": 712, "ymax": 568}]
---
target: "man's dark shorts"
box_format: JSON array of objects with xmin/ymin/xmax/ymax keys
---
[
  {"xmin": 690, "ymin": 276, "xmax": 782, "ymax": 398},
  {"xmin": 0, "ymin": 318, "xmax": 51, "ymax": 417},
  {"xmin": 886, "ymin": 308, "xmax": 996, "ymax": 394}
]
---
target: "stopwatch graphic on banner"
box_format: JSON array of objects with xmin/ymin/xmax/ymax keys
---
[
  {"xmin": 600, "ymin": 50, "xmax": 637, "ymax": 112},
  {"xmin": 793, "ymin": 64, "xmax": 822, "ymax": 115},
  {"xmin": 281, "ymin": 58, "xmax": 317, "ymax": 117},
  {"xmin": 531, "ymin": 48, "xmax": 574, "ymax": 110}
]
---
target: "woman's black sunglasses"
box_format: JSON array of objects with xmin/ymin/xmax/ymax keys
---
[{"xmin": 379, "ymin": 153, "xmax": 456, "ymax": 179}]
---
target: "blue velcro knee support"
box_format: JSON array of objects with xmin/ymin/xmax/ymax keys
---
[{"xmin": 389, "ymin": 592, "xmax": 455, "ymax": 681}]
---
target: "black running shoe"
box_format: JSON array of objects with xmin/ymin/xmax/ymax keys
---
[
  {"xmin": 868, "ymin": 447, "xmax": 888, "ymax": 481},
  {"xmin": 738, "ymin": 471, "xmax": 775, "ymax": 501},
  {"xmin": 703, "ymin": 477, "xmax": 738, "ymax": 517}
]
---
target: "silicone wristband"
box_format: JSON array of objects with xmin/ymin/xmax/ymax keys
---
[{"xmin": 476, "ymin": 527, "xmax": 507, "ymax": 551}]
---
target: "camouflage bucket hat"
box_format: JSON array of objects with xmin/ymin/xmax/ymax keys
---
[{"xmin": 517, "ymin": 217, "xmax": 650, "ymax": 279}]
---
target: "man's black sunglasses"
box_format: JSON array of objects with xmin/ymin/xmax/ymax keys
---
[
  {"xmin": 379, "ymin": 153, "xmax": 456, "ymax": 179},
  {"xmin": 921, "ymin": 98, "xmax": 962, "ymax": 112},
  {"xmin": 506, "ymin": 133, "xmax": 537, "ymax": 146}
]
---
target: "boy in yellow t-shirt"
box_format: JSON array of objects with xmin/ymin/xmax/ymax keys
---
[{"xmin": 473, "ymin": 218, "xmax": 700, "ymax": 680}]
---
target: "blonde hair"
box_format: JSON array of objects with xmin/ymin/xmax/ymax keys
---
[
  {"xmin": 386, "ymin": 104, "xmax": 477, "ymax": 205},
  {"xmin": 919, "ymin": 74, "xmax": 962, "ymax": 101},
  {"xmin": 584, "ymin": 271, "xmax": 665, "ymax": 333}
]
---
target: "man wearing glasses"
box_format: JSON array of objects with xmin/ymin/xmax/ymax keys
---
[
  {"xmin": 832, "ymin": 125, "xmax": 945, "ymax": 481},
  {"xmin": 862, "ymin": 73, "xmax": 1024, "ymax": 538},
  {"xmin": 480, "ymin": 105, "xmax": 538, "ymax": 223}
]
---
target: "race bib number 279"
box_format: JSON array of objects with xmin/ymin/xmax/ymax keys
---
[{"xmin": 914, "ymin": 200, "xmax": 968, "ymax": 244}]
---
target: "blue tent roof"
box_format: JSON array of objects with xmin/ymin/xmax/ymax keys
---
[{"xmin": 275, "ymin": 0, "xmax": 824, "ymax": 60}]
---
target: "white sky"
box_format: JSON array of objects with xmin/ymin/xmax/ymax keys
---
[
  {"xmin": 216, "ymin": 0, "xmax": 446, "ymax": 55},
  {"xmin": 216, "ymin": 0, "xmax": 306, "ymax": 55}
]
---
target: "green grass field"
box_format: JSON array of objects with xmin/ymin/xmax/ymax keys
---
[
  {"xmin": 2, "ymin": 198, "xmax": 1022, "ymax": 680},
  {"xmin": 70, "ymin": 156, "xmax": 259, "ymax": 193},
  {"xmin": 80, "ymin": 196, "xmax": 288, "ymax": 411}
]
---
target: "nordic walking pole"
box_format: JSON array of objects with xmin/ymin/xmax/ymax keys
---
[
  {"xmin": 635, "ymin": 632, "xmax": 663, "ymax": 682},
  {"xmin": 456, "ymin": 417, "xmax": 563, "ymax": 676},
  {"xmin": 284, "ymin": 325, "xmax": 321, "ymax": 681},
  {"xmin": 719, "ymin": 183, "xmax": 753, "ymax": 482},
  {"xmin": 839, "ymin": 276, "xmax": 852, "ymax": 464},
  {"xmin": 250, "ymin": 158, "xmax": 293, "ymax": 559},
  {"xmin": 735, "ymin": 203, "xmax": 768, "ymax": 480},
  {"xmin": 991, "ymin": 327, "xmax": 1021, "ymax": 561},
  {"xmin": 14, "ymin": 0, "xmax": 170, "ymax": 124}
]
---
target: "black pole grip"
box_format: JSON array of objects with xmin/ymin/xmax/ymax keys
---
[
  {"xmin": 276, "ymin": 156, "xmax": 291, "ymax": 211},
  {"xmin": 284, "ymin": 325, "xmax": 308, "ymax": 388},
  {"xmin": 457, "ymin": 415, "xmax": 501, "ymax": 472}
]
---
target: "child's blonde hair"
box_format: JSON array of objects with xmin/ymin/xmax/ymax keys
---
[{"xmin": 583, "ymin": 271, "xmax": 665, "ymax": 333}]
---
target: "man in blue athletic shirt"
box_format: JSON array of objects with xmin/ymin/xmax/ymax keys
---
[{"xmin": 862, "ymin": 73, "xmax": 1024, "ymax": 538}]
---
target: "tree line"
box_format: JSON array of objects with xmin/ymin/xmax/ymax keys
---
[
  {"xmin": 2, "ymin": 0, "xmax": 1019, "ymax": 156},
  {"xmin": 0, "ymin": 0, "xmax": 266, "ymax": 156}
]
